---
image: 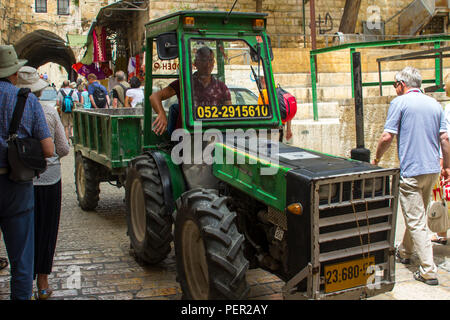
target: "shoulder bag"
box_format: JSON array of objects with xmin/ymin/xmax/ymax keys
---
[{"xmin": 7, "ymin": 88, "xmax": 47, "ymax": 183}]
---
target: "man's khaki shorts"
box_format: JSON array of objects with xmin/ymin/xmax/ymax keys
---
[{"xmin": 60, "ymin": 112, "xmax": 73, "ymax": 127}]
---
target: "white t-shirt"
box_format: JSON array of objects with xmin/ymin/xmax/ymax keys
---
[{"xmin": 126, "ymin": 88, "xmax": 144, "ymax": 107}]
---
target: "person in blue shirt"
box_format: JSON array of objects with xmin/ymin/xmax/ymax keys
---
[
  {"xmin": 0, "ymin": 45, "xmax": 54, "ymax": 299},
  {"xmin": 87, "ymin": 73, "xmax": 110, "ymax": 109},
  {"xmin": 373, "ymin": 66, "xmax": 450, "ymax": 286}
]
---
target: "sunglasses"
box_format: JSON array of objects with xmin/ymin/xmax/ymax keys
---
[{"xmin": 393, "ymin": 81, "xmax": 403, "ymax": 88}]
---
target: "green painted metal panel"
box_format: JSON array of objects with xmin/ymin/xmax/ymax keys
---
[
  {"xmin": 73, "ymin": 109, "xmax": 144, "ymax": 170},
  {"xmin": 212, "ymin": 142, "xmax": 291, "ymax": 211}
]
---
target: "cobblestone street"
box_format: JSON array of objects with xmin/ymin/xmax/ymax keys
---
[
  {"xmin": 0, "ymin": 150, "xmax": 283, "ymax": 300},
  {"xmin": 0, "ymin": 150, "xmax": 449, "ymax": 300}
]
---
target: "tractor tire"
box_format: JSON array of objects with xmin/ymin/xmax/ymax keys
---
[
  {"xmin": 174, "ymin": 189, "xmax": 250, "ymax": 300},
  {"xmin": 125, "ymin": 153, "xmax": 172, "ymax": 264},
  {"xmin": 75, "ymin": 152, "xmax": 100, "ymax": 211}
]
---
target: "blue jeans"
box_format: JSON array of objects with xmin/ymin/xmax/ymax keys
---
[
  {"xmin": 0, "ymin": 174, "xmax": 34, "ymax": 300},
  {"xmin": 167, "ymin": 103, "xmax": 180, "ymax": 136}
]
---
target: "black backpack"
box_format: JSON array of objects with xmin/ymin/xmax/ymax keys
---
[{"xmin": 92, "ymin": 84, "xmax": 107, "ymax": 108}]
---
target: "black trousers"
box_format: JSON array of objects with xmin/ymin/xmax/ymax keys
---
[{"xmin": 33, "ymin": 180, "xmax": 62, "ymax": 277}]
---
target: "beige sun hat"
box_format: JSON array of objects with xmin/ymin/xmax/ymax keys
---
[
  {"xmin": 17, "ymin": 66, "xmax": 49, "ymax": 93},
  {"xmin": 0, "ymin": 45, "xmax": 27, "ymax": 78}
]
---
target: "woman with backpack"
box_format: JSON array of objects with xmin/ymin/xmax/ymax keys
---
[{"xmin": 79, "ymin": 83, "xmax": 91, "ymax": 109}]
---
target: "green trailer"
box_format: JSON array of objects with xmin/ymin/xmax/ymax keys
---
[
  {"xmin": 73, "ymin": 11, "xmax": 400, "ymax": 300},
  {"xmin": 73, "ymin": 108, "xmax": 144, "ymax": 209}
]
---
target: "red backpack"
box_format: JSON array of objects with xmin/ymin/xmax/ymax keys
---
[{"xmin": 276, "ymin": 85, "xmax": 297, "ymax": 124}]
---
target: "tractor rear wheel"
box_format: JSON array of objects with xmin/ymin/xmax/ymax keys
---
[
  {"xmin": 174, "ymin": 189, "xmax": 249, "ymax": 299},
  {"xmin": 125, "ymin": 153, "xmax": 172, "ymax": 264},
  {"xmin": 75, "ymin": 152, "xmax": 100, "ymax": 211}
]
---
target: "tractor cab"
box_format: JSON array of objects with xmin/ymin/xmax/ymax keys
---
[{"xmin": 144, "ymin": 11, "xmax": 281, "ymax": 146}]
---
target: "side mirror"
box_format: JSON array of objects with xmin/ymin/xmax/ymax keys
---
[{"xmin": 156, "ymin": 32, "xmax": 178, "ymax": 60}]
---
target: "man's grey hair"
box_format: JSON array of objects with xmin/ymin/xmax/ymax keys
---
[
  {"xmin": 115, "ymin": 70, "xmax": 125, "ymax": 81},
  {"xmin": 395, "ymin": 66, "xmax": 422, "ymax": 88},
  {"xmin": 62, "ymin": 80, "xmax": 70, "ymax": 87}
]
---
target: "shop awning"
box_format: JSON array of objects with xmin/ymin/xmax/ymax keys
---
[
  {"xmin": 67, "ymin": 34, "xmax": 88, "ymax": 48},
  {"xmin": 85, "ymin": 0, "xmax": 149, "ymax": 46}
]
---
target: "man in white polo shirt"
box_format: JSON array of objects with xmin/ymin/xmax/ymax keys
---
[{"xmin": 373, "ymin": 66, "xmax": 450, "ymax": 286}]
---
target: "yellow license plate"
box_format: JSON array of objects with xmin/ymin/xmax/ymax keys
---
[{"xmin": 324, "ymin": 256, "xmax": 375, "ymax": 293}]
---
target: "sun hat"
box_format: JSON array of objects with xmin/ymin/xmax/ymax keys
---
[
  {"xmin": 0, "ymin": 45, "xmax": 27, "ymax": 78},
  {"xmin": 70, "ymin": 82, "xmax": 77, "ymax": 89},
  {"xmin": 16, "ymin": 66, "xmax": 49, "ymax": 93}
]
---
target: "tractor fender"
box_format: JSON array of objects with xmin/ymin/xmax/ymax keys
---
[{"xmin": 146, "ymin": 149, "xmax": 186, "ymax": 216}]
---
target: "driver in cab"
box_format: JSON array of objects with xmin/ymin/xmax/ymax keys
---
[{"xmin": 150, "ymin": 46, "xmax": 231, "ymax": 135}]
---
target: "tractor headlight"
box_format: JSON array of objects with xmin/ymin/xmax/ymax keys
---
[{"xmin": 319, "ymin": 184, "xmax": 337, "ymax": 201}]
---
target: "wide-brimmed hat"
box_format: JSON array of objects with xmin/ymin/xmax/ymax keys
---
[
  {"xmin": 17, "ymin": 66, "xmax": 48, "ymax": 93},
  {"xmin": 0, "ymin": 45, "xmax": 27, "ymax": 78}
]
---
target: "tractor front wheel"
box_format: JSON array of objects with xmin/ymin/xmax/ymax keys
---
[{"xmin": 174, "ymin": 189, "xmax": 249, "ymax": 300}]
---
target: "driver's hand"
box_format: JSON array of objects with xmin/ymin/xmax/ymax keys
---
[{"xmin": 152, "ymin": 112, "xmax": 168, "ymax": 135}]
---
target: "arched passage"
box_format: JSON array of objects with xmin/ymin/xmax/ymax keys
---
[{"xmin": 14, "ymin": 30, "xmax": 77, "ymax": 81}]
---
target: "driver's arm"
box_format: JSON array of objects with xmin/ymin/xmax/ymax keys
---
[{"xmin": 149, "ymin": 86, "xmax": 176, "ymax": 135}]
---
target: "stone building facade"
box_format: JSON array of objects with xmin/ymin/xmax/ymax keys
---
[
  {"xmin": 0, "ymin": 0, "xmax": 109, "ymax": 80},
  {"xmin": 0, "ymin": 1, "xmax": 447, "ymax": 85}
]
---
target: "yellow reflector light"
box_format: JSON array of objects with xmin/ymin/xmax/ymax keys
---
[
  {"xmin": 287, "ymin": 203, "xmax": 303, "ymax": 215},
  {"xmin": 183, "ymin": 17, "xmax": 195, "ymax": 28},
  {"xmin": 253, "ymin": 19, "xmax": 264, "ymax": 30}
]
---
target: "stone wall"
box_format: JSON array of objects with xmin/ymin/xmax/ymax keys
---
[
  {"xmin": 290, "ymin": 92, "xmax": 450, "ymax": 170},
  {"xmin": 1, "ymin": 0, "xmax": 109, "ymax": 45},
  {"xmin": 148, "ymin": 0, "xmax": 419, "ymax": 48}
]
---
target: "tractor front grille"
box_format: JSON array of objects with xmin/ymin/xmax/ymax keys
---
[{"xmin": 311, "ymin": 169, "xmax": 400, "ymax": 294}]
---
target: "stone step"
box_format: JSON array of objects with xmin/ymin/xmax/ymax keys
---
[
  {"xmin": 274, "ymin": 68, "xmax": 440, "ymax": 88},
  {"xmin": 284, "ymin": 86, "xmax": 400, "ymax": 104}
]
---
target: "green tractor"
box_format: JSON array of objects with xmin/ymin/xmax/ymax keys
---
[{"xmin": 73, "ymin": 11, "xmax": 400, "ymax": 300}]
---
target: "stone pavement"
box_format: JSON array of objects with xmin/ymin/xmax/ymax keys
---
[{"xmin": 0, "ymin": 151, "xmax": 449, "ymax": 300}]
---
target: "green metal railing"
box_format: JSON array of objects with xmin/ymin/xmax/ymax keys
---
[{"xmin": 309, "ymin": 35, "xmax": 450, "ymax": 121}]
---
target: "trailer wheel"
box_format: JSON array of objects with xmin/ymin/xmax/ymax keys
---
[
  {"xmin": 125, "ymin": 154, "xmax": 172, "ymax": 264},
  {"xmin": 75, "ymin": 153, "xmax": 100, "ymax": 211},
  {"xmin": 174, "ymin": 189, "xmax": 249, "ymax": 300}
]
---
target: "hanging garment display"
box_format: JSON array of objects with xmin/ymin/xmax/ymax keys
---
[
  {"xmin": 72, "ymin": 62, "xmax": 112, "ymax": 80},
  {"xmin": 93, "ymin": 26, "xmax": 107, "ymax": 63},
  {"xmin": 81, "ymin": 40, "xmax": 94, "ymax": 65},
  {"xmin": 128, "ymin": 56, "xmax": 136, "ymax": 78}
]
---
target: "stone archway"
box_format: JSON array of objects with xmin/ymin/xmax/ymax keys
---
[{"xmin": 14, "ymin": 30, "xmax": 77, "ymax": 81}]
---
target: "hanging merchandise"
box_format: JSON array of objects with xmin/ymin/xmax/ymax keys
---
[
  {"xmin": 93, "ymin": 26, "xmax": 108, "ymax": 63},
  {"xmin": 128, "ymin": 56, "xmax": 136, "ymax": 78},
  {"xmin": 81, "ymin": 40, "xmax": 94, "ymax": 65},
  {"xmin": 72, "ymin": 62, "xmax": 112, "ymax": 80}
]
